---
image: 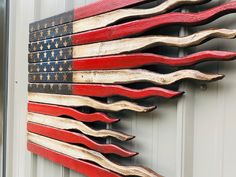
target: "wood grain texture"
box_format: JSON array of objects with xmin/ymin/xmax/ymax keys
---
[
  {"xmin": 28, "ymin": 122, "xmax": 137, "ymax": 157},
  {"xmin": 28, "ymin": 83, "xmax": 183, "ymax": 99},
  {"xmin": 28, "ymin": 142, "xmax": 121, "ymax": 177},
  {"xmin": 29, "ymin": 69, "xmax": 224, "ymax": 85},
  {"xmin": 28, "ymin": 93, "xmax": 156, "ymax": 112},
  {"xmin": 72, "ymin": 29, "xmax": 236, "ymax": 58},
  {"xmin": 28, "ymin": 112, "xmax": 133, "ymax": 141},
  {"xmin": 72, "ymin": 1, "xmax": 236, "ymax": 45},
  {"xmin": 28, "ymin": 50, "xmax": 236, "ymax": 69},
  {"xmin": 73, "ymin": 0, "xmax": 207, "ymax": 33},
  {"xmin": 29, "ymin": 0, "xmax": 147, "ymax": 33},
  {"xmin": 28, "ymin": 102, "xmax": 119, "ymax": 123},
  {"xmin": 28, "ymin": 133, "xmax": 163, "ymax": 177},
  {"xmin": 72, "ymin": 69, "xmax": 224, "ymax": 85}
]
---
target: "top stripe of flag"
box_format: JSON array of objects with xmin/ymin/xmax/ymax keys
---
[{"xmin": 29, "ymin": 0, "xmax": 148, "ymax": 33}]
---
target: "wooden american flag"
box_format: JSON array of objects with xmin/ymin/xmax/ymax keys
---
[{"xmin": 27, "ymin": 0, "xmax": 236, "ymax": 176}]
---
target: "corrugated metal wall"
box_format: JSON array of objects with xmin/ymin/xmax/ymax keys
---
[{"xmin": 6, "ymin": 0, "xmax": 236, "ymax": 177}]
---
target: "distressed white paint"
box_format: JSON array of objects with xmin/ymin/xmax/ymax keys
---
[{"xmin": 6, "ymin": 0, "xmax": 236, "ymax": 177}]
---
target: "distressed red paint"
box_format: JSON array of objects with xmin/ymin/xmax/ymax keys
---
[
  {"xmin": 28, "ymin": 102, "xmax": 119, "ymax": 123},
  {"xmin": 74, "ymin": 0, "xmax": 147, "ymax": 20},
  {"xmin": 71, "ymin": 84, "xmax": 183, "ymax": 99},
  {"xmin": 72, "ymin": 1, "xmax": 236, "ymax": 45},
  {"xmin": 71, "ymin": 51, "xmax": 236, "ymax": 70},
  {"xmin": 28, "ymin": 122, "xmax": 137, "ymax": 157},
  {"xmin": 28, "ymin": 142, "xmax": 121, "ymax": 177}
]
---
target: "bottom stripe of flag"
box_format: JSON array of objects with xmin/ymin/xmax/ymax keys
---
[{"xmin": 28, "ymin": 142, "xmax": 121, "ymax": 177}]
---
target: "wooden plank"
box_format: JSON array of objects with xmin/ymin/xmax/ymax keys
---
[
  {"xmin": 28, "ymin": 29, "xmax": 236, "ymax": 61},
  {"xmin": 28, "ymin": 133, "xmax": 163, "ymax": 177},
  {"xmin": 28, "ymin": 102, "xmax": 119, "ymax": 123},
  {"xmin": 29, "ymin": 0, "xmax": 148, "ymax": 33},
  {"xmin": 72, "ymin": 0, "xmax": 208, "ymax": 33},
  {"xmin": 28, "ymin": 142, "xmax": 121, "ymax": 177},
  {"xmin": 28, "ymin": 69, "xmax": 224, "ymax": 85},
  {"xmin": 28, "ymin": 1, "xmax": 236, "ymax": 48},
  {"xmin": 28, "ymin": 83, "xmax": 183, "ymax": 99},
  {"xmin": 27, "ymin": 122, "xmax": 137, "ymax": 157},
  {"xmin": 28, "ymin": 93, "xmax": 156, "ymax": 112},
  {"xmin": 27, "ymin": 112, "xmax": 133, "ymax": 141},
  {"xmin": 28, "ymin": 51, "xmax": 236, "ymax": 71}
]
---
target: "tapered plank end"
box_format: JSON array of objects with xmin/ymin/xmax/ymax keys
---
[
  {"xmin": 144, "ymin": 106, "xmax": 157, "ymax": 113},
  {"xmin": 170, "ymin": 91, "xmax": 185, "ymax": 99},
  {"xmin": 210, "ymin": 74, "xmax": 225, "ymax": 82}
]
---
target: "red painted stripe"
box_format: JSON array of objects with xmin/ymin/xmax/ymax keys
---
[
  {"xmin": 72, "ymin": 1, "xmax": 236, "ymax": 45},
  {"xmin": 71, "ymin": 84, "xmax": 183, "ymax": 99},
  {"xmin": 28, "ymin": 122, "xmax": 137, "ymax": 157},
  {"xmin": 28, "ymin": 102, "xmax": 119, "ymax": 123},
  {"xmin": 72, "ymin": 51, "xmax": 236, "ymax": 70},
  {"xmin": 74, "ymin": 0, "xmax": 147, "ymax": 20},
  {"xmin": 28, "ymin": 142, "xmax": 121, "ymax": 177}
]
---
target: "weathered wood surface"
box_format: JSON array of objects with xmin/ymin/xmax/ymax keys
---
[
  {"xmin": 28, "ymin": 1, "xmax": 236, "ymax": 48},
  {"xmin": 28, "ymin": 122, "xmax": 137, "ymax": 157},
  {"xmin": 72, "ymin": 69, "xmax": 224, "ymax": 85},
  {"xmin": 28, "ymin": 83, "xmax": 183, "ymax": 99},
  {"xmin": 73, "ymin": 0, "xmax": 207, "ymax": 33},
  {"xmin": 28, "ymin": 133, "xmax": 163, "ymax": 177},
  {"xmin": 28, "ymin": 112, "xmax": 133, "ymax": 141},
  {"xmin": 29, "ymin": 29, "xmax": 236, "ymax": 60},
  {"xmin": 28, "ymin": 51, "xmax": 236, "ymax": 71},
  {"xmin": 28, "ymin": 69, "xmax": 224, "ymax": 85},
  {"xmin": 72, "ymin": 29, "xmax": 236, "ymax": 58},
  {"xmin": 29, "ymin": 0, "xmax": 148, "ymax": 33},
  {"xmin": 28, "ymin": 93, "xmax": 156, "ymax": 112},
  {"xmin": 28, "ymin": 102, "xmax": 119, "ymax": 123},
  {"xmin": 28, "ymin": 142, "xmax": 122, "ymax": 177}
]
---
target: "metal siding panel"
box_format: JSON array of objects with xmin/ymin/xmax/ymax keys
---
[
  {"xmin": 38, "ymin": 0, "xmax": 67, "ymax": 19},
  {"xmin": 7, "ymin": 0, "xmax": 35, "ymax": 176},
  {"xmin": 191, "ymin": 0, "xmax": 236, "ymax": 177},
  {"xmin": 215, "ymin": 2, "xmax": 236, "ymax": 176},
  {"xmin": 151, "ymin": 100, "xmax": 178, "ymax": 176},
  {"xmin": 220, "ymin": 11, "xmax": 236, "ymax": 177}
]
